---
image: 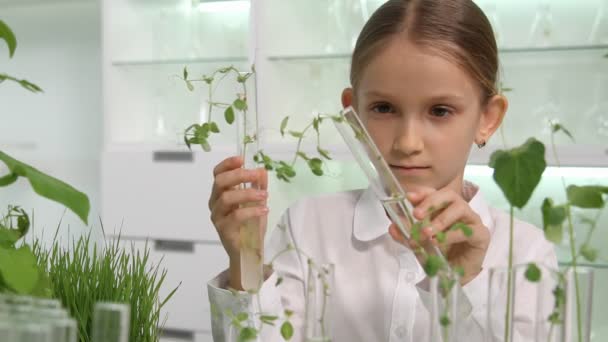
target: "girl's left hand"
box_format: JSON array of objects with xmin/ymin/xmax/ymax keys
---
[{"xmin": 388, "ymin": 186, "xmax": 490, "ymax": 285}]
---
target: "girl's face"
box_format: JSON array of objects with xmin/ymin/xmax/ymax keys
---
[{"xmin": 342, "ymin": 38, "xmax": 507, "ymax": 195}]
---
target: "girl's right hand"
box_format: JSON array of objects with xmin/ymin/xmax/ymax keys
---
[{"xmin": 208, "ymin": 156, "xmax": 268, "ymax": 290}]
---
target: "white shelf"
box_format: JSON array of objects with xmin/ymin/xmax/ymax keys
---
[
  {"xmin": 112, "ymin": 56, "xmax": 248, "ymax": 67},
  {"xmin": 267, "ymin": 44, "xmax": 608, "ymax": 62}
]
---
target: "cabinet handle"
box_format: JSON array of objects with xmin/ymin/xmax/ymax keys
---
[
  {"xmin": 153, "ymin": 151, "xmax": 193, "ymax": 163},
  {"xmin": 160, "ymin": 328, "xmax": 194, "ymax": 341},
  {"xmin": 154, "ymin": 240, "xmax": 195, "ymax": 253}
]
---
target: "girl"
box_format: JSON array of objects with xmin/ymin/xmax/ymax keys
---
[{"xmin": 206, "ymin": 0, "xmax": 557, "ymax": 341}]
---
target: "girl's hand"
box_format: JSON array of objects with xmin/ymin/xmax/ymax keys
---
[
  {"xmin": 208, "ymin": 156, "xmax": 268, "ymax": 290},
  {"xmin": 388, "ymin": 186, "xmax": 490, "ymax": 285}
]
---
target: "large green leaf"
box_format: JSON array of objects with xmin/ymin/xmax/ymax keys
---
[
  {"xmin": 0, "ymin": 20, "xmax": 17, "ymax": 58},
  {"xmin": 567, "ymin": 185, "xmax": 606, "ymax": 209},
  {"xmin": 0, "ymin": 245, "xmax": 39, "ymax": 294},
  {"xmin": 541, "ymin": 198, "xmax": 566, "ymax": 244},
  {"xmin": 489, "ymin": 138, "xmax": 546, "ymax": 208},
  {"xmin": 0, "ymin": 151, "xmax": 90, "ymax": 224},
  {"xmin": 0, "ymin": 228, "xmax": 20, "ymax": 248}
]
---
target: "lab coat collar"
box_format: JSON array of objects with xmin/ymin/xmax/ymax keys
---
[{"xmin": 352, "ymin": 181, "xmax": 494, "ymax": 242}]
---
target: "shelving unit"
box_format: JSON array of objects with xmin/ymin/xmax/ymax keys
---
[{"xmin": 100, "ymin": 1, "xmax": 608, "ymax": 340}]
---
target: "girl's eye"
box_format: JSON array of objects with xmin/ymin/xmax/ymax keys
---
[
  {"xmin": 430, "ymin": 106, "xmax": 452, "ymax": 118},
  {"xmin": 371, "ymin": 103, "xmax": 394, "ymax": 114}
]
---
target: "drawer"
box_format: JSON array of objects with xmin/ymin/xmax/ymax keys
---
[
  {"xmin": 102, "ymin": 149, "xmax": 230, "ymax": 242},
  {"xmin": 115, "ymin": 238, "xmax": 228, "ymax": 333},
  {"xmin": 159, "ymin": 332, "xmax": 212, "ymax": 342}
]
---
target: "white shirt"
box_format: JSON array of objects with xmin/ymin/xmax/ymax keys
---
[{"xmin": 207, "ymin": 182, "xmax": 557, "ymax": 341}]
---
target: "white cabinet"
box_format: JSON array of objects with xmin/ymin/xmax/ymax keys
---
[
  {"xmin": 101, "ymin": 0, "xmax": 608, "ymax": 339},
  {"xmin": 114, "ymin": 239, "xmax": 228, "ymax": 334}
]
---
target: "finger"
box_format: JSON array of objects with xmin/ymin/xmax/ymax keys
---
[
  {"xmin": 437, "ymin": 229, "xmax": 469, "ymax": 246},
  {"xmin": 388, "ymin": 224, "xmax": 418, "ymax": 249},
  {"xmin": 217, "ymin": 205, "xmax": 269, "ymax": 232},
  {"xmin": 210, "ymin": 168, "xmax": 263, "ymax": 208},
  {"xmin": 213, "ymin": 156, "xmax": 243, "ymax": 177},
  {"xmin": 423, "ymin": 202, "xmax": 468, "ymax": 238},
  {"xmin": 212, "ymin": 188, "xmax": 268, "ymax": 220},
  {"xmin": 388, "ymin": 224, "xmax": 406, "ymax": 244},
  {"xmin": 252, "ymin": 168, "xmax": 268, "ymax": 192},
  {"xmin": 413, "ymin": 189, "xmax": 459, "ymax": 221},
  {"xmin": 405, "ymin": 186, "xmax": 435, "ymax": 205}
]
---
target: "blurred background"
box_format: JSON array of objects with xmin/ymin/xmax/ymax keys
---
[{"xmin": 0, "ymin": 0, "xmax": 606, "ymax": 341}]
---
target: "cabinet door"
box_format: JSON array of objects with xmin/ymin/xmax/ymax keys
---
[
  {"xmin": 102, "ymin": 149, "xmax": 232, "ymax": 241},
  {"xmin": 115, "ymin": 238, "xmax": 228, "ymax": 333}
]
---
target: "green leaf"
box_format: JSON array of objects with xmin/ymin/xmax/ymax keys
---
[
  {"xmin": 236, "ymin": 312, "xmax": 248, "ymax": 322},
  {"xmin": 0, "ymin": 245, "xmax": 39, "ymax": 294},
  {"xmin": 317, "ymin": 147, "xmax": 332, "ymax": 160},
  {"xmin": 541, "ymin": 198, "xmax": 566, "ymax": 244},
  {"xmin": 18, "ymin": 79, "xmax": 42, "ymax": 93},
  {"xmin": 489, "ymin": 138, "xmax": 546, "ymax": 208},
  {"xmin": 436, "ymin": 231, "xmax": 446, "ymax": 244},
  {"xmin": 296, "ymin": 151, "xmax": 309, "ymax": 161},
  {"xmin": 424, "ymin": 255, "xmax": 443, "ymax": 277},
  {"xmin": 233, "ymin": 98, "xmax": 247, "ymax": 111},
  {"xmin": 567, "ymin": 185, "xmax": 605, "ymax": 209},
  {"xmin": 289, "ymin": 131, "xmax": 304, "ymax": 139},
  {"xmin": 0, "ymin": 228, "xmax": 20, "ymax": 247},
  {"xmin": 275, "ymin": 276, "xmax": 284, "ymax": 287},
  {"xmin": 454, "ymin": 266, "xmax": 465, "ymax": 278},
  {"xmin": 580, "ymin": 244, "xmax": 598, "ymax": 262},
  {"xmin": 551, "ymin": 122, "xmax": 575, "ymax": 142},
  {"xmin": 0, "ymin": 20, "xmax": 17, "ymax": 58},
  {"xmin": 238, "ymin": 327, "xmax": 257, "ymax": 341},
  {"xmin": 225, "ymin": 106, "xmax": 235, "ymax": 124},
  {"xmin": 260, "ymin": 315, "xmax": 278, "ymax": 325},
  {"xmin": 524, "ymin": 263, "xmax": 542, "ymax": 282},
  {"xmin": 312, "ymin": 118, "xmax": 320, "ymax": 133},
  {"xmin": 184, "ymin": 135, "xmax": 192, "ymax": 150},
  {"xmin": 280, "ymin": 116, "xmax": 289, "ymax": 137},
  {"xmin": 186, "ymin": 80, "xmax": 194, "ymax": 91},
  {"xmin": 450, "ymin": 222, "xmax": 473, "ymax": 237},
  {"xmin": 308, "ymin": 158, "xmax": 323, "ymax": 176},
  {"xmin": 0, "ymin": 173, "xmax": 18, "ymax": 187},
  {"xmin": 284, "ymin": 309, "xmax": 293, "ymax": 317},
  {"xmin": 440, "ymin": 315, "xmax": 451, "ymax": 327},
  {"xmin": 548, "ymin": 312, "xmax": 562, "ymax": 324},
  {"xmin": 280, "ymin": 321, "xmax": 294, "ymax": 340},
  {"xmin": 0, "ymin": 151, "xmax": 90, "ymax": 224},
  {"xmin": 209, "ymin": 122, "xmax": 220, "ymax": 133},
  {"xmin": 201, "ymin": 139, "xmax": 211, "ymax": 152},
  {"xmin": 183, "ymin": 67, "xmax": 188, "ymax": 80}
]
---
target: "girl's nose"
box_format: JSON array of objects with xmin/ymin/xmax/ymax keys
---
[{"xmin": 392, "ymin": 117, "xmax": 424, "ymax": 156}]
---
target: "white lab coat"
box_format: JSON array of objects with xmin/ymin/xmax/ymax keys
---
[{"xmin": 207, "ymin": 182, "xmax": 557, "ymax": 341}]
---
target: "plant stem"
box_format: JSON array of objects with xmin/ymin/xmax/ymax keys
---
[
  {"xmin": 551, "ymin": 130, "xmax": 583, "ymax": 342},
  {"xmin": 290, "ymin": 121, "xmax": 314, "ymax": 166},
  {"xmin": 504, "ymin": 205, "xmax": 514, "ymax": 342},
  {"xmin": 566, "ymin": 205, "xmax": 583, "ymax": 342}
]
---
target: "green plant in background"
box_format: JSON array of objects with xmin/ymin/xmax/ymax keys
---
[
  {"xmin": 490, "ymin": 123, "xmax": 607, "ymax": 342},
  {"xmin": 0, "ymin": 19, "xmax": 90, "ymax": 297},
  {"xmin": 33, "ymin": 231, "xmax": 179, "ymax": 342},
  {"xmin": 180, "ymin": 66, "xmax": 342, "ymax": 182},
  {"xmin": 2, "ymin": 19, "xmax": 180, "ymax": 342}
]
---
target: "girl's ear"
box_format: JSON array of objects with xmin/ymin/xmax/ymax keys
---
[
  {"xmin": 341, "ymin": 87, "xmax": 354, "ymax": 108},
  {"xmin": 477, "ymin": 94, "xmax": 508, "ymax": 145}
]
